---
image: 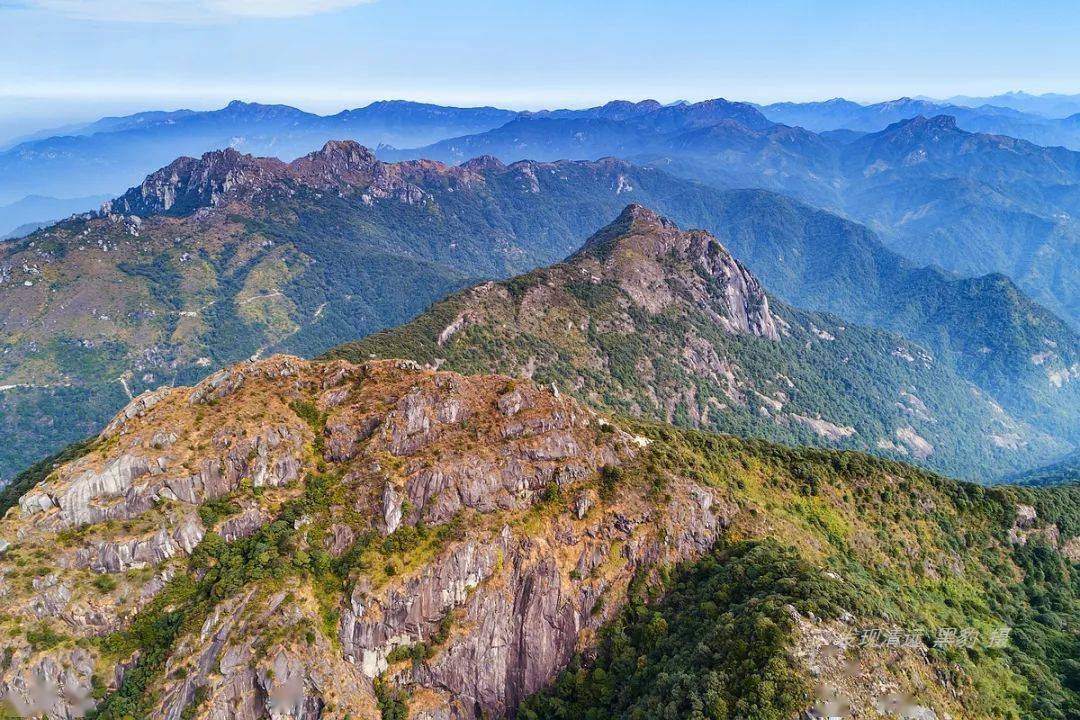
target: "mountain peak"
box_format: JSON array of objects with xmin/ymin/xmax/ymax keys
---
[
  {"xmin": 289, "ymin": 140, "xmax": 379, "ymax": 181},
  {"xmin": 916, "ymin": 114, "xmax": 959, "ymax": 130},
  {"xmin": 459, "ymin": 155, "xmax": 506, "ymax": 172},
  {"xmin": 575, "ymin": 204, "xmax": 680, "ymax": 259},
  {"xmin": 599, "ymin": 99, "xmax": 663, "ymax": 115},
  {"xmin": 317, "ymin": 138, "xmax": 374, "ymax": 157},
  {"xmin": 105, "ymin": 147, "xmax": 285, "ymax": 216},
  {"xmin": 571, "ymin": 205, "xmax": 780, "ymax": 339},
  {"xmin": 883, "ymin": 114, "xmax": 960, "ymax": 134},
  {"xmin": 104, "ymin": 141, "xmax": 390, "ymax": 216},
  {"xmin": 616, "ymin": 202, "xmax": 677, "ymax": 230}
]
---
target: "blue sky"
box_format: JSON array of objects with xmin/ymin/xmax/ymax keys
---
[{"xmin": 2, "ymin": 0, "xmax": 1079, "ymax": 134}]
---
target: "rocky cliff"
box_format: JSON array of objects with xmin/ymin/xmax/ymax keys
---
[
  {"xmin": 0, "ymin": 356, "xmax": 732, "ymax": 718},
  {"xmin": 0, "ymin": 354, "xmax": 1077, "ymax": 719},
  {"xmin": 570, "ymin": 204, "xmax": 780, "ymax": 339},
  {"xmin": 103, "ymin": 141, "xmax": 485, "ymax": 217}
]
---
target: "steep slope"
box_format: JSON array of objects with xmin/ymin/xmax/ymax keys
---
[
  {"xmin": 0, "ymin": 100, "xmax": 519, "ymax": 205},
  {"xmin": 0, "ymin": 355, "xmax": 1076, "ymax": 719},
  {"xmin": 683, "ymin": 190, "xmax": 1080, "ymax": 453},
  {"xmin": 0, "ymin": 145, "xmax": 695, "ymax": 483},
  {"xmin": 3, "ymin": 150, "xmax": 1075, "ymax": 485},
  {"xmin": 330, "ymin": 206, "xmax": 1065, "ymax": 479}
]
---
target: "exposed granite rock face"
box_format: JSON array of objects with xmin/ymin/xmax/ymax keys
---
[
  {"xmin": 324, "ymin": 523, "xmax": 356, "ymax": 556},
  {"xmin": 219, "ymin": 506, "xmax": 271, "ymax": 542},
  {"xmin": 68, "ymin": 513, "xmax": 205, "ymax": 573},
  {"xmin": 0, "ymin": 355, "xmax": 734, "ymax": 720},
  {"xmin": 102, "ymin": 387, "xmax": 173, "ymax": 437},
  {"xmin": 154, "ymin": 586, "xmax": 377, "ymax": 720},
  {"xmin": 321, "ymin": 362, "xmax": 623, "ymax": 529},
  {"xmin": 1007, "ymin": 503, "xmax": 1073, "ymax": 551},
  {"xmin": 341, "ymin": 483, "xmax": 734, "ymax": 718},
  {"xmin": 1, "ymin": 647, "xmax": 97, "ymax": 719},
  {"xmin": 382, "ymin": 482, "xmax": 404, "ymax": 534},
  {"xmin": 1015, "ymin": 503, "xmax": 1038, "ymax": 530},
  {"xmin": 0, "ymin": 352, "xmax": 1062, "ymax": 719},
  {"xmin": 13, "ymin": 360, "xmax": 308, "ymax": 541},
  {"xmin": 1063, "ymin": 536, "xmax": 1080, "ymax": 562},
  {"xmin": 29, "ymin": 574, "xmax": 72, "ymax": 619},
  {"xmin": 104, "ymin": 140, "xmax": 476, "ymax": 218},
  {"xmin": 105, "ymin": 148, "xmax": 288, "ymax": 216},
  {"xmin": 572, "ymin": 204, "xmax": 780, "ymax": 340},
  {"xmin": 0, "ymin": 357, "xmax": 643, "ymax": 718}
]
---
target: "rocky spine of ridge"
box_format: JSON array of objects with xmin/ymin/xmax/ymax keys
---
[
  {"xmin": 0, "ymin": 355, "xmax": 732, "ymax": 719},
  {"xmin": 102, "ymin": 140, "xmax": 491, "ymax": 217}
]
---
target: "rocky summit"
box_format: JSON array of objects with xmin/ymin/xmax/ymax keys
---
[
  {"xmin": 0, "ymin": 355, "xmax": 726, "ymax": 718},
  {"xmin": 0, "ymin": 353, "xmax": 1077, "ymax": 719},
  {"xmin": 103, "ymin": 141, "xmax": 459, "ymax": 217},
  {"xmin": 331, "ymin": 205, "xmax": 1063, "ymax": 480}
]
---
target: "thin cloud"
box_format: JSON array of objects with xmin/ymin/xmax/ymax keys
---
[{"xmin": 22, "ymin": 0, "xmax": 377, "ymax": 22}]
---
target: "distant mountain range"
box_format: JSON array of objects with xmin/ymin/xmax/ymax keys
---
[
  {"xmin": 0, "ymin": 193, "xmax": 110, "ymax": 239},
  {"xmin": 936, "ymin": 90, "xmax": 1080, "ymax": 118},
  {"xmin": 8, "ymin": 94, "xmax": 1080, "ymax": 206},
  {"xmin": 0, "ymin": 100, "xmax": 517, "ymax": 205},
  {"xmin": 0, "ymin": 142, "xmax": 1075, "ymax": 483},
  {"xmin": 757, "ymin": 96, "xmax": 1080, "ymax": 148},
  {"xmin": 5, "ymin": 96, "xmax": 1080, "ymax": 328},
  {"xmin": 388, "ymin": 102, "xmax": 1080, "ymax": 326}
]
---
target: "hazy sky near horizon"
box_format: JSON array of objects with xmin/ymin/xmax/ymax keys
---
[{"xmin": 2, "ymin": 0, "xmax": 1080, "ymax": 132}]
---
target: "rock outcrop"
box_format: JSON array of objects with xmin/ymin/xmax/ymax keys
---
[
  {"xmin": 574, "ymin": 204, "xmax": 780, "ymax": 340},
  {"xmin": 0, "ymin": 355, "xmax": 731, "ymax": 719},
  {"xmin": 104, "ymin": 140, "xmax": 483, "ymax": 217},
  {"xmin": 1, "ymin": 353, "xmax": 1074, "ymax": 719}
]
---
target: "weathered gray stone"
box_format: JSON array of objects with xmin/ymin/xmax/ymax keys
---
[
  {"xmin": 0, "ymin": 646, "xmax": 96, "ymax": 719},
  {"xmin": 70, "ymin": 514, "xmax": 205, "ymax": 573},
  {"xmin": 325, "ymin": 523, "xmax": 356, "ymax": 557},
  {"xmin": 219, "ymin": 507, "xmax": 269, "ymax": 542}
]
